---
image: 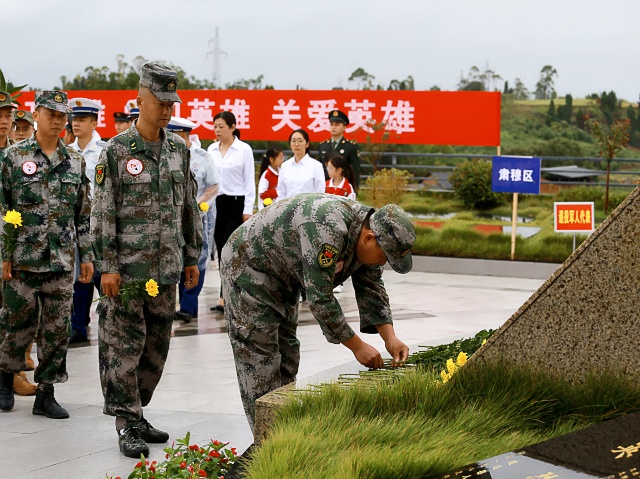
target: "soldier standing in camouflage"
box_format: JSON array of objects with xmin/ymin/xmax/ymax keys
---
[
  {"xmin": 91, "ymin": 63, "xmax": 202, "ymax": 458},
  {"xmin": 0, "ymin": 90, "xmax": 94, "ymax": 418},
  {"xmin": 318, "ymin": 110, "xmax": 361, "ymax": 191},
  {"xmin": 221, "ymin": 193, "xmax": 414, "ymax": 430}
]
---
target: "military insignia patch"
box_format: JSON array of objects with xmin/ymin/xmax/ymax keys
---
[
  {"xmin": 318, "ymin": 244, "xmax": 340, "ymax": 268},
  {"xmin": 332, "ymin": 111, "xmax": 338, "ymax": 117},
  {"xmin": 95, "ymin": 164, "xmax": 105, "ymax": 185},
  {"xmin": 167, "ymin": 81, "xmax": 176, "ymax": 91},
  {"xmin": 54, "ymin": 94, "xmax": 63, "ymax": 103},
  {"xmin": 126, "ymin": 158, "xmax": 144, "ymax": 175},
  {"xmin": 75, "ymin": 100, "xmax": 82, "ymax": 107},
  {"xmin": 22, "ymin": 161, "xmax": 37, "ymax": 175},
  {"xmin": 400, "ymin": 249, "xmax": 411, "ymax": 257},
  {"xmin": 16, "ymin": 111, "xmax": 24, "ymax": 118},
  {"xmin": 0, "ymin": 94, "xmax": 5, "ymax": 102}
]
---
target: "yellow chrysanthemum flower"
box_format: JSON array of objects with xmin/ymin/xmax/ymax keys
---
[
  {"xmin": 199, "ymin": 202, "xmax": 210, "ymax": 212},
  {"xmin": 263, "ymin": 198, "xmax": 273, "ymax": 207},
  {"xmin": 482, "ymin": 339, "xmax": 487, "ymax": 345},
  {"xmin": 440, "ymin": 370, "xmax": 450, "ymax": 383},
  {"xmin": 3, "ymin": 210, "xmax": 22, "ymax": 228},
  {"xmin": 456, "ymin": 352, "xmax": 468, "ymax": 367},
  {"xmin": 446, "ymin": 358, "xmax": 457, "ymax": 375},
  {"xmin": 145, "ymin": 279, "xmax": 159, "ymax": 297}
]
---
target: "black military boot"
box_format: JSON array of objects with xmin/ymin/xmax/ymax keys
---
[
  {"xmin": 0, "ymin": 371, "xmax": 15, "ymax": 411},
  {"xmin": 138, "ymin": 416, "xmax": 169, "ymax": 443},
  {"xmin": 32, "ymin": 384, "xmax": 69, "ymax": 419},
  {"xmin": 118, "ymin": 426, "xmax": 150, "ymax": 458}
]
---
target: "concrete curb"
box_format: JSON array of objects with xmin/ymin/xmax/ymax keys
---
[{"xmin": 410, "ymin": 255, "xmax": 561, "ymax": 280}]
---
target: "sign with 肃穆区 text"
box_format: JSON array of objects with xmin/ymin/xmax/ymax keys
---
[
  {"xmin": 554, "ymin": 202, "xmax": 595, "ymax": 233},
  {"xmin": 17, "ymin": 90, "xmax": 501, "ymax": 145},
  {"xmin": 492, "ymin": 156, "xmax": 541, "ymax": 195}
]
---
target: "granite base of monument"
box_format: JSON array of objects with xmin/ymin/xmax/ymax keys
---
[{"xmin": 431, "ymin": 411, "xmax": 640, "ymax": 479}]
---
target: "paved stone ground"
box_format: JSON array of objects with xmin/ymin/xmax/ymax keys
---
[{"xmin": 0, "ymin": 261, "xmax": 546, "ymax": 479}]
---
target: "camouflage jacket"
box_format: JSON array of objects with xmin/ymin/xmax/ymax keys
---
[
  {"xmin": 0, "ymin": 134, "xmax": 94, "ymax": 271},
  {"xmin": 224, "ymin": 193, "xmax": 392, "ymax": 344},
  {"xmin": 90, "ymin": 123, "xmax": 202, "ymax": 284}
]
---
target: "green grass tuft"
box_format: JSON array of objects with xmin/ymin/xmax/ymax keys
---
[{"xmin": 245, "ymin": 364, "xmax": 640, "ymax": 479}]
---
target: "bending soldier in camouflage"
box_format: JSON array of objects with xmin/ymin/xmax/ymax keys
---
[
  {"xmin": 221, "ymin": 193, "xmax": 414, "ymax": 430},
  {"xmin": 0, "ymin": 90, "xmax": 94, "ymax": 419},
  {"xmin": 91, "ymin": 63, "xmax": 202, "ymax": 458}
]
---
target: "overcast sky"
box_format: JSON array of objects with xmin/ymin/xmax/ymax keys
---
[{"xmin": 5, "ymin": 0, "xmax": 640, "ymax": 101}]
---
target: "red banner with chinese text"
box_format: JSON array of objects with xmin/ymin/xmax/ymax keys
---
[
  {"xmin": 554, "ymin": 202, "xmax": 595, "ymax": 233},
  {"xmin": 17, "ymin": 90, "xmax": 501, "ymax": 146}
]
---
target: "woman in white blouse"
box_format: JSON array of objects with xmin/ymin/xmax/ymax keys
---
[
  {"xmin": 207, "ymin": 111, "xmax": 256, "ymax": 312},
  {"xmin": 276, "ymin": 129, "xmax": 325, "ymax": 200}
]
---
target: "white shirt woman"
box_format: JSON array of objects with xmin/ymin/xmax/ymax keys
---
[
  {"xmin": 277, "ymin": 129, "xmax": 325, "ymax": 200},
  {"xmin": 208, "ymin": 136, "xmax": 255, "ymax": 216}
]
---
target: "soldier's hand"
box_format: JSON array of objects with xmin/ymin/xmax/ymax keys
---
[
  {"xmin": 78, "ymin": 262, "xmax": 94, "ymax": 284},
  {"xmin": 183, "ymin": 266, "xmax": 199, "ymax": 290},
  {"xmin": 384, "ymin": 336, "xmax": 409, "ymax": 366},
  {"xmin": 242, "ymin": 213, "xmax": 252, "ymax": 222},
  {"xmin": 101, "ymin": 273, "xmax": 121, "ymax": 298},
  {"xmin": 2, "ymin": 261, "xmax": 11, "ymax": 281},
  {"xmin": 343, "ymin": 334, "xmax": 384, "ymax": 369}
]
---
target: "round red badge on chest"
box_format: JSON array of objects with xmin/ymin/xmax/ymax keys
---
[
  {"xmin": 126, "ymin": 159, "xmax": 144, "ymax": 175},
  {"xmin": 22, "ymin": 161, "xmax": 37, "ymax": 175}
]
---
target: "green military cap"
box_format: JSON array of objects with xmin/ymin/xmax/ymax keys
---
[
  {"xmin": 35, "ymin": 90, "xmax": 71, "ymax": 114},
  {"xmin": 370, "ymin": 204, "xmax": 415, "ymax": 274},
  {"xmin": 0, "ymin": 91, "xmax": 13, "ymax": 109},
  {"xmin": 139, "ymin": 63, "xmax": 181, "ymax": 103},
  {"xmin": 329, "ymin": 109, "xmax": 349, "ymax": 125},
  {"xmin": 13, "ymin": 110, "xmax": 34, "ymax": 125}
]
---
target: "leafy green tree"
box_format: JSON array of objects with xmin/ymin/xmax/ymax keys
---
[
  {"xmin": 225, "ymin": 75, "xmax": 272, "ymax": 90},
  {"xmin": 348, "ymin": 68, "xmax": 376, "ymax": 90},
  {"xmin": 387, "ymin": 75, "xmax": 414, "ymax": 91},
  {"xmin": 546, "ymin": 99, "xmax": 556, "ymax": 125},
  {"xmin": 449, "ymin": 159, "xmax": 504, "ymax": 210},
  {"xmin": 534, "ymin": 65, "xmax": 557, "ymax": 100},
  {"xmin": 586, "ymin": 118, "xmax": 631, "ymax": 213},
  {"xmin": 512, "ymin": 78, "xmax": 530, "ymax": 100},
  {"xmin": 556, "ymin": 94, "xmax": 573, "ymax": 123}
]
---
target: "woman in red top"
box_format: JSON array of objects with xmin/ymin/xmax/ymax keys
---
[
  {"xmin": 325, "ymin": 154, "xmax": 356, "ymax": 200},
  {"xmin": 258, "ymin": 147, "xmax": 284, "ymax": 210}
]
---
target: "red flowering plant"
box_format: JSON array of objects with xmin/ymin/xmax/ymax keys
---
[{"xmin": 106, "ymin": 432, "xmax": 237, "ymax": 479}]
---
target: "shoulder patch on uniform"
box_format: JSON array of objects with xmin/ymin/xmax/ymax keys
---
[
  {"xmin": 95, "ymin": 164, "xmax": 105, "ymax": 185},
  {"xmin": 168, "ymin": 139, "xmax": 176, "ymax": 151},
  {"xmin": 318, "ymin": 243, "xmax": 340, "ymax": 268}
]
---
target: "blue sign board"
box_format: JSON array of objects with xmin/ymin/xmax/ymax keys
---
[{"xmin": 491, "ymin": 156, "xmax": 541, "ymax": 194}]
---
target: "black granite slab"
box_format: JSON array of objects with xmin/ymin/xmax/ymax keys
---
[{"xmin": 430, "ymin": 412, "xmax": 640, "ymax": 479}]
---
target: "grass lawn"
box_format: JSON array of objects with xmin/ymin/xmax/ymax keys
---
[
  {"xmin": 244, "ymin": 364, "xmax": 640, "ymax": 479},
  {"xmin": 357, "ymin": 189, "xmax": 634, "ymax": 263}
]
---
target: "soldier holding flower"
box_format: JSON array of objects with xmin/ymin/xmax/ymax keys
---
[{"xmin": 0, "ymin": 90, "xmax": 94, "ymax": 419}]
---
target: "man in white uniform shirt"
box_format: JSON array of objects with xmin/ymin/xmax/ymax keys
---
[
  {"xmin": 68, "ymin": 97, "xmax": 106, "ymax": 343},
  {"xmin": 166, "ymin": 117, "xmax": 220, "ymax": 322}
]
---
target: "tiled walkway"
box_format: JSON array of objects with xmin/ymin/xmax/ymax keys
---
[{"xmin": 0, "ymin": 261, "xmax": 548, "ymax": 479}]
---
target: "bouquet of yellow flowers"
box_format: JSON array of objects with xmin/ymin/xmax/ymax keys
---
[
  {"xmin": 94, "ymin": 278, "xmax": 159, "ymax": 311},
  {"xmin": 2, "ymin": 209, "xmax": 22, "ymax": 257},
  {"xmin": 198, "ymin": 202, "xmax": 209, "ymax": 212}
]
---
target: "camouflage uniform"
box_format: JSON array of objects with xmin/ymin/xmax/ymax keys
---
[
  {"xmin": 221, "ymin": 193, "xmax": 415, "ymax": 429},
  {"xmin": 91, "ymin": 117, "xmax": 202, "ymax": 425},
  {"xmin": 0, "ymin": 98, "xmax": 93, "ymax": 385}
]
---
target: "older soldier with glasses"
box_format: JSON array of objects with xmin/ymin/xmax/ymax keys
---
[{"xmin": 91, "ymin": 63, "xmax": 202, "ymax": 458}]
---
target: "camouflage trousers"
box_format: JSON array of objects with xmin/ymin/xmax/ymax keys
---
[
  {"xmin": 222, "ymin": 265, "xmax": 301, "ymax": 432},
  {"xmin": 98, "ymin": 283, "xmax": 175, "ymax": 425},
  {"xmin": 0, "ymin": 270, "xmax": 73, "ymax": 384}
]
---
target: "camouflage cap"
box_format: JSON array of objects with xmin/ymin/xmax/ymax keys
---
[
  {"xmin": 35, "ymin": 90, "xmax": 71, "ymax": 114},
  {"xmin": 13, "ymin": 110, "xmax": 34, "ymax": 125},
  {"xmin": 139, "ymin": 63, "xmax": 181, "ymax": 103},
  {"xmin": 370, "ymin": 204, "xmax": 415, "ymax": 274},
  {"xmin": 0, "ymin": 91, "xmax": 13, "ymax": 109}
]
